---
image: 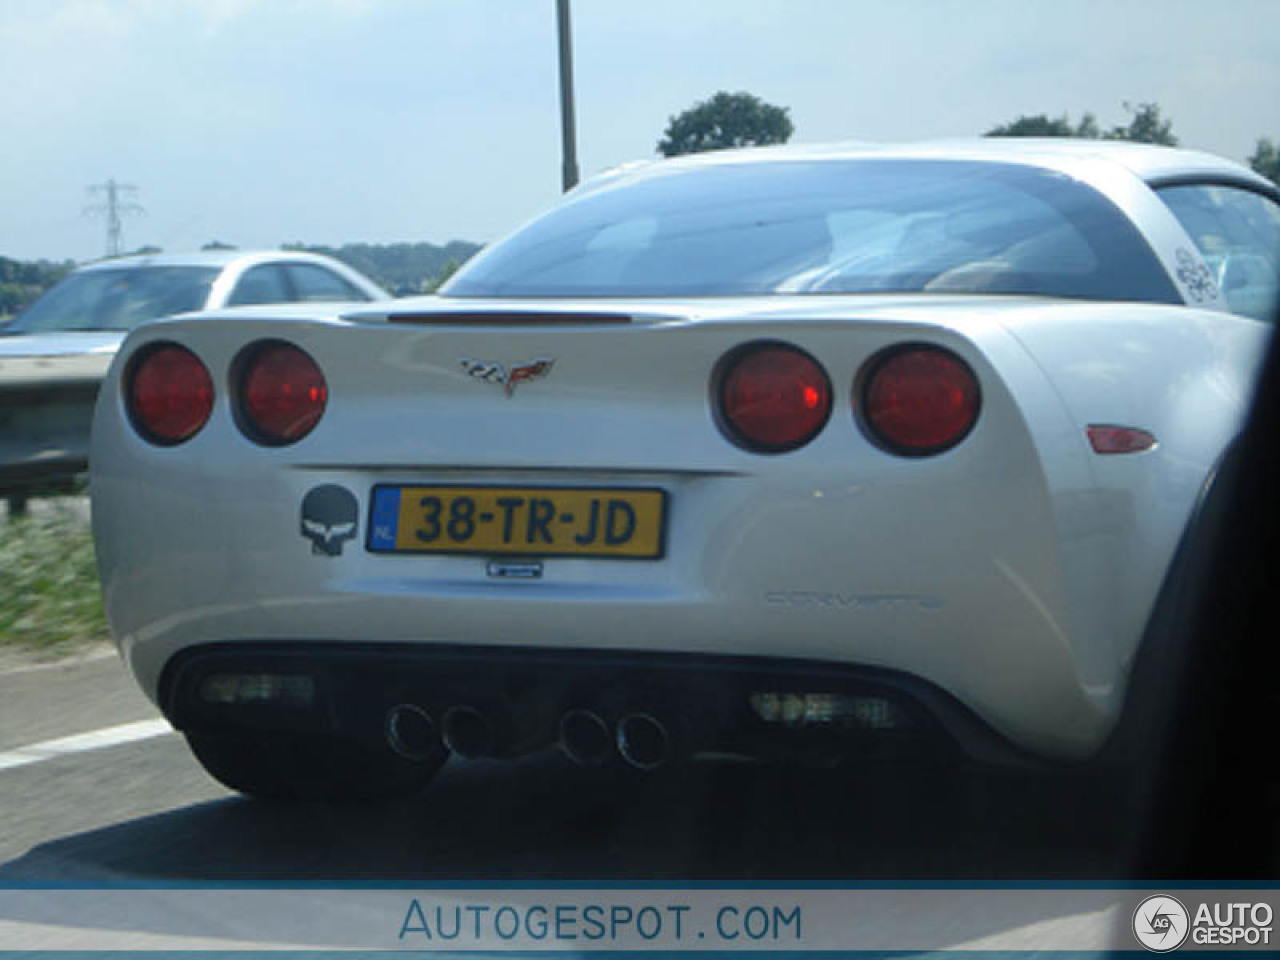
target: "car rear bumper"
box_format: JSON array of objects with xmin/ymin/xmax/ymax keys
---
[{"xmin": 159, "ymin": 641, "xmax": 1048, "ymax": 769}]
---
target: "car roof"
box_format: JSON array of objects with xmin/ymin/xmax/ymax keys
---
[
  {"xmin": 72, "ymin": 249, "xmax": 358, "ymax": 273},
  {"xmin": 579, "ymin": 138, "xmax": 1277, "ymax": 196}
]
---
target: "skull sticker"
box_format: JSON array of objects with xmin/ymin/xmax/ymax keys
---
[{"xmin": 300, "ymin": 484, "xmax": 358, "ymax": 556}]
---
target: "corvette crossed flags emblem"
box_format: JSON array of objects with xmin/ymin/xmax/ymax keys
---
[{"xmin": 459, "ymin": 358, "xmax": 555, "ymax": 397}]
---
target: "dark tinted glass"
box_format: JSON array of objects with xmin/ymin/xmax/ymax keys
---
[
  {"xmin": 228, "ymin": 265, "xmax": 292, "ymax": 306},
  {"xmin": 445, "ymin": 159, "xmax": 1180, "ymax": 304},
  {"xmin": 286, "ymin": 263, "xmax": 367, "ymax": 302}
]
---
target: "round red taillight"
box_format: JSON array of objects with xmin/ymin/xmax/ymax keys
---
[
  {"xmin": 237, "ymin": 341, "xmax": 327, "ymax": 446},
  {"xmin": 127, "ymin": 343, "xmax": 215, "ymax": 446},
  {"xmin": 859, "ymin": 345, "xmax": 980, "ymax": 455},
  {"xmin": 717, "ymin": 343, "xmax": 832, "ymax": 453}
]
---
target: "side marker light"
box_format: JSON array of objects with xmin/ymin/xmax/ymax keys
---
[{"xmin": 1087, "ymin": 425, "xmax": 1157, "ymax": 455}]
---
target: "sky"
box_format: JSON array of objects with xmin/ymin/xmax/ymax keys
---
[{"xmin": 2, "ymin": 0, "xmax": 1278, "ymax": 263}]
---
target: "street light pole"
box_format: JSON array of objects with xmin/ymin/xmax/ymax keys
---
[{"xmin": 556, "ymin": 0, "xmax": 580, "ymax": 192}]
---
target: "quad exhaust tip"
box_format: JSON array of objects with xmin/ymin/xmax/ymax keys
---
[
  {"xmin": 441, "ymin": 705, "xmax": 496, "ymax": 759},
  {"xmin": 616, "ymin": 712, "xmax": 671, "ymax": 771},
  {"xmin": 558, "ymin": 709, "xmax": 613, "ymax": 766},
  {"xmin": 385, "ymin": 704, "xmax": 438, "ymax": 761},
  {"xmin": 393, "ymin": 702, "xmax": 672, "ymax": 768}
]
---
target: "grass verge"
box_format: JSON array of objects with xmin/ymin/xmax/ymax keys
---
[{"xmin": 0, "ymin": 500, "xmax": 109, "ymax": 659}]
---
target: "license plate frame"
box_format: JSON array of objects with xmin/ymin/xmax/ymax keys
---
[{"xmin": 367, "ymin": 484, "xmax": 668, "ymax": 560}]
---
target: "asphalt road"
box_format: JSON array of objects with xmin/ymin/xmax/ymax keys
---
[{"xmin": 0, "ymin": 653, "xmax": 1143, "ymax": 884}]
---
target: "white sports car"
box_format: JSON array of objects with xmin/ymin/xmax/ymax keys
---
[{"xmin": 91, "ymin": 140, "xmax": 1278, "ymax": 798}]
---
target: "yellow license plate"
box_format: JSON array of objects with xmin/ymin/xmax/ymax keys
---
[{"xmin": 368, "ymin": 485, "xmax": 667, "ymax": 558}]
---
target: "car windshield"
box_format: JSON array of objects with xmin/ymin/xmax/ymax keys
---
[
  {"xmin": 445, "ymin": 159, "xmax": 1181, "ymax": 303},
  {"xmin": 9, "ymin": 266, "xmax": 219, "ymax": 333}
]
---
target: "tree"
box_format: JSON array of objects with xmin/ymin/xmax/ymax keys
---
[
  {"xmin": 986, "ymin": 112, "xmax": 1099, "ymax": 138},
  {"xmin": 1101, "ymin": 102, "xmax": 1178, "ymax": 146},
  {"xmin": 282, "ymin": 240, "xmax": 481, "ymax": 294},
  {"xmin": 1248, "ymin": 138, "xmax": 1280, "ymax": 187},
  {"xmin": 0, "ymin": 256, "xmax": 74, "ymax": 320},
  {"xmin": 985, "ymin": 102, "xmax": 1176, "ymax": 145},
  {"xmin": 425, "ymin": 258, "xmax": 462, "ymax": 293},
  {"xmin": 657, "ymin": 91, "xmax": 793, "ymax": 157}
]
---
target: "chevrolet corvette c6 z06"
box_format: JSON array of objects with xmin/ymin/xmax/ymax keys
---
[{"xmin": 90, "ymin": 140, "xmax": 1278, "ymax": 797}]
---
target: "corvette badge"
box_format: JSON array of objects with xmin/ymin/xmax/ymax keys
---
[{"xmin": 459, "ymin": 358, "xmax": 555, "ymax": 397}]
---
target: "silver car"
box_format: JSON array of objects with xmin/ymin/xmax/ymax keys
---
[
  {"xmin": 90, "ymin": 140, "xmax": 1277, "ymax": 799},
  {"xmin": 0, "ymin": 250, "xmax": 387, "ymax": 510}
]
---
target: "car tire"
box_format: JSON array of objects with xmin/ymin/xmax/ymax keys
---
[{"xmin": 185, "ymin": 728, "xmax": 446, "ymax": 801}]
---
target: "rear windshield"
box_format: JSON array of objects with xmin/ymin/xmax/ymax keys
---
[
  {"xmin": 445, "ymin": 159, "xmax": 1179, "ymax": 303},
  {"xmin": 10, "ymin": 266, "xmax": 219, "ymax": 333}
]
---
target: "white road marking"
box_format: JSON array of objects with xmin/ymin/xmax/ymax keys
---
[{"xmin": 0, "ymin": 718, "xmax": 173, "ymax": 772}]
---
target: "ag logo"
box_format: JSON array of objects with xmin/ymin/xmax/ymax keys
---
[
  {"xmin": 1133, "ymin": 895, "xmax": 1190, "ymax": 952},
  {"xmin": 300, "ymin": 484, "xmax": 358, "ymax": 556}
]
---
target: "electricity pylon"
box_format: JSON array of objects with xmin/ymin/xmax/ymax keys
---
[{"xmin": 84, "ymin": 180, "xmax": 144, "ymax": 257}]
